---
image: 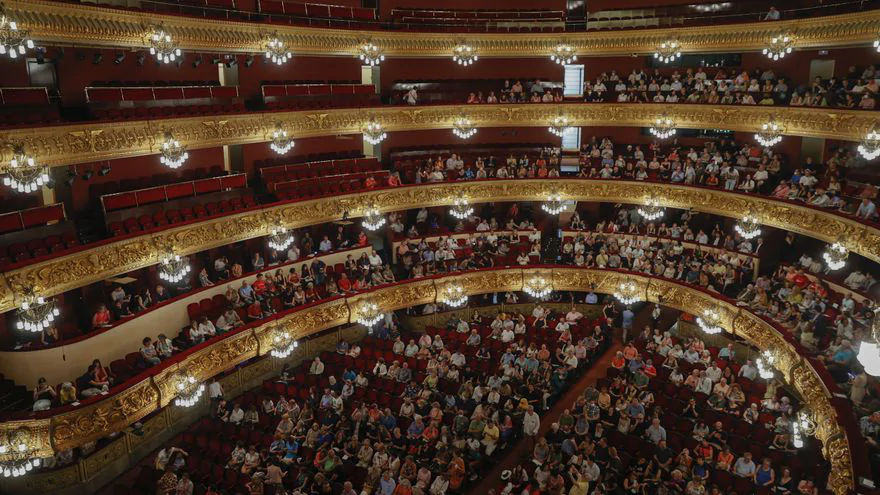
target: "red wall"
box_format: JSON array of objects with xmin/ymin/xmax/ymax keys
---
[
  {"xmin": 236, "ymin": 55, "xmax": 362, "ymax": 103},
  {"xmin": 379, "ymin": 1, "xmax": 565, "ymax": 17},
  {"xmin": 380, "ymin": 57, "xmax": 564, "ymax": 91},
  {"xmin": 383, "ymin": 127, "xmax": 558, "ymax": 151},
  {"xmin": 241, "ymin": 134, "xmax": 363, "ymax": 175}
]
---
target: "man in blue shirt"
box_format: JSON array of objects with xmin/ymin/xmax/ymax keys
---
[{"xmin": 621, "ymin": 307, "xmax": 635, "ymax": 342}]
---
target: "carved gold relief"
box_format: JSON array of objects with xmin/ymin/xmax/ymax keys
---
[
  {"xmin": 6, "ymin": 0, "xmax": 880, "ymax": 57},
  {"xmin": 2, "ymin": 180, "xmax": 879, "ymax": 315},
  {"xmin": 0, "ymin": 104, "xmax": 875, "ymax": 169}
]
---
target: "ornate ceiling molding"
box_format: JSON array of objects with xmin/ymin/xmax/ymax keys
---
[
  {"xmin": 1, "ymin": 179, "xmax": 878, "ymax": 314},
  {"xmin": 0, "ymin": 103, "xmax": 874, "ymax": 169},
  {"xmin": 0, "ymin": 267, "xmax": 856, "ymax": 494},
  {"xmin": 6, "ymin": 1, "xmax": 880, "ymax": 56}
]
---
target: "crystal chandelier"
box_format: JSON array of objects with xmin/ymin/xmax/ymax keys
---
[
  {"xmin": 148, "ymin": 28, "xmax": 182, "ymax": 64},
  {"xmin": 756, "ymin": 350, "xmax": 776, "ymax": 380},
  {"xmin": 696, "ymin": 308, "xmax": 723, "ymax": 335},
  {"xmin": 361, "ymin": 207, "xmax": 386, "ymax": 231},
  {"xmin": 637, "ymin": 198, "xmax": 664, "ymax": 221},
  {"xmin": 734, "ymin": 214, "xmax": 762, "ymax": 240},
  {"xmin": 358, "ymin": 42, "xmax": 384, "ymax": 66},
  {"xmin": 15, "ymin": 290, "xmax": 59, "ymax": 333},
  {"xmin": 762, "ymin": 34, "xmax": 793, "ymax": 61},
  {"xmin": 452, "ymin": 44, "xmax": 478, "ymax": 66},
  {"xmin": 653, "ymin": 40, "xmax": 681, "ymax": 64},
  {"xmin": 523, "ymin": 276, "xmax": 552, "ymax": 299},
  {"xmin": 356, "ymin": 301, "xmax": 383, "ymax": 328},
  {"xmin": 614, "ymin": 280, "xmax": 641, "ymax": 305},
  {"xmin": 792, "ymin": 409, "xmax": 817, "ymax": 448},
  {"xmin": 265, "ymin": 36, "xmax": 292, "ymax": 65},
  {"xmin": 270, "ymin": 124, "xmax": 294, "ymax": 155},
  {"xmin": 548, "ymin": 115, "xmax": 572, "ymax": 137},
  {"xmin": 270, "ymin": 326, "xmax": 299, "ymax": 359},
  {"xmin": 822, "ymin": 241, "xmax": 848, "ymax": 271},
  {"xmin": 267, "ymin": 226, "xmax": 294, "ymax": 251},
  {"xmin": 550, "ymin": 44, "xmax": 577, "ymax": 65},
  {"xmin": 857, "ymin": 127, "xmax": 880, "ymax": 160},
  {"xmin": 158, "ymin": 253, "xmax": 191, "ymax": 283},
  {"xmin": 439, "ymin": 284, "xmax": 468, "ymax": 308},
  {"xmin": 542, "ymin": 194, "xmax": 566, "ymax": 215},
  {"xmin": 450, "ymin": 198, "xmax": 474, "ymax": 220},
  {"xmin": 362, "ymin": 120, "xmax": 387, "ymax": 145},
  {"xmin": 172, "ymin": 371, "xmax": 205, "ymax": 408},
  {"xmin": 452, "ymin": 116, "xmax": 477, "ymax": 139},
  {"xmin": 754, "ymin": 119, "xmax": 783, "ymax": 147},
  {"xmin": 159, "ymin": 133, "xmax": 189, "ymax": 169},
  {"xmin": 0, "ymin": 4, "xmax": 34, "ymax": 60},
  {"xmin": 3, "ymin": 145, "xmax": 49, "ymax": 194},
  {"xmin": 857, "ymin": 310, "xmax": 880, "ymax": 376},
  {"xmin": 649, "ymin": 117, "xmax": 676, "ymax": 139},
  {"xmin": 0, "ymin": 428, "xmax": 39, "ymax": 478}
]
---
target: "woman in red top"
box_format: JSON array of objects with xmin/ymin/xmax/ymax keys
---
[
  {"xmin": 337, "ymin": 273, "xmax": 352, "ymax": 292},
  {"xmin": 357, "ymin": 231, "xmax": 368, "ymax": 246},
  {"xmin": 92, "ymin": 359, "xmax": 114, "ymax": 386},
  {"xmin": 611, "ymin": 351, "xmax": 626, "ymax": 369},
  {"xmin": 364, "ymin": 176, "xmax": 378, "ymax": 189},
  {"xmin": 387, "ymin": 173, "xmax": 401, "ymax": 187},
  {"xmin": 246, "ymin": 301, "xmax": 263, "ymax": 320},
  {"xmin": 92, "ymin": 304, "xmax": 112, "ymax": 329}
]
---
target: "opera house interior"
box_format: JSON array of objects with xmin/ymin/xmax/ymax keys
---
[{"xmin": 2, "ymin": 0, "xmax": 880, "ymax": 494}]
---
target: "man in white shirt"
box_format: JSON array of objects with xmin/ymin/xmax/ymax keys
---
[
  {"xmin": 318, "ymin": 236, "xmax": 333, "ymax": 253},
  {"xmin": 522, "ymin": 406, "xmax": 541, "ymax": 448},
  {"xmin": 309, "ymin": 357, "xmax": 325, "ymax": 375},
  {"xmin": 738, "ymin": 360, "xmax": 758, "ymax": 380}
]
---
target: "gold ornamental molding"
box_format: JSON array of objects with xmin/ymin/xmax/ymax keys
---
[
  {"xmin": 0, "ymin": 267, "xmax": 857, "ymax": 494},
  {"xmin": 5, "ymin": 1, "xmax": 880, "ymax": 56},
  {"xmin": 1, "ymin": 179, "xmax": 879, "ymax": 313},
  {"xmin": 0, "ymin": 104, "xmax": 876, "ymax": 169}
]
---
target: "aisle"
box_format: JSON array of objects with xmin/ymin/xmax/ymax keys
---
[{"xmin": 466, "ymin": 340, "xmax": 622, "ymax": 495}]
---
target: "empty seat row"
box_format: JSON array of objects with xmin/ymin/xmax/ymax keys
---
[{"xmin": 107, "ymin": 196, "xmax": 256, "ymax": 236}]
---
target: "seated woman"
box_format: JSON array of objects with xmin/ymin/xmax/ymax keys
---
[{"xmin": 92, "ymin": 304, "xmax": 113, "ymax": 330}]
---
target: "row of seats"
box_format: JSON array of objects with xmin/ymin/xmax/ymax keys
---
[
  {"xmin": 254, "ymin": 150, "xmax": 363, "ymax": 173},
  {"xmin": 0, "ymin": 232, "xmax": 79, "ymax": 266},
  {"xmin": 101, "ymin": 174, "xmax": 248, "ymax": 213},
  {"xmin": 0, "ymin": 86, "xmax": 59, "ymax": 127},
  {"xmin": 0, "ymin": 204, "xmax": 66, "ymax": 235},
  {"xmin": 107, "ymin": 195, "xmax": 256, "ymax": 236},
  {"xmin": 260, "ymin": 157, "xmax": 381, "ymax": 187},
  {"xmin": 91, "ymin": 102, "xmax": 246, "ymax": 121},
  {"xmin": 258, "ymin": 0, "xmax": 377, "ymax": 20},
  {"xmin": 88, "ymin": 167, "xmax": 228, "ymax": 207},
  {"xmin": 390, "ymin": 8, "xmax": 565, "ymax": 20},
  {"xmin": 273, "ymin": 171, "xmax": 389, "ymax": 199}
]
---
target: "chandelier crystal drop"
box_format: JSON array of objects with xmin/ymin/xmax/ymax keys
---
[
  {"xmin": 756, "ymin": 350, "xmax": 776, "ymax": 380},
  {"xmin": 270, "ymin": 327, "xmax": 299, "ymax": 359},
  {"xmin": 857, "ymin": 128, "xmax": 880, "ymax": 160},
  {"xmin": 523, "ymin": 276, "xmax": 553, "ymax": 299},
  {"xmin": 361, "ymin": 207, "xmax": 386, "ymax": 231},
  {"xmin": 822, "ymin": 242, "xmax": 848, "ymax": 271},
  {"xmin": 172, "ymin": 371, "xmax": 205, "ymax": 408},
  {"xmin": 0, "ymin": 4, "xmax": 34, "ymax": 60},
  {"xmin": 356, "ymin": 301, "xmax": 383, "ymax": 328},
  {"xmin": 15, "ymin": 291, "xmax": 59, "ymax": 333},
  {"xmin": 696, "ymin": 308, "xmax": 723, "ymax": 335},
  {"xmin": 267, "ymin": 226, "xmax": 295, "ymax": 251},
  {"xmin": 541, "ymin": 194, "xmax": 566, "ymax": 215},
  {"xmin": 550, "ymin": 44, "xmax": 577, "ymax": 65},
  {"xmin": 3, "ymin": 146, "xmax": 48, "ymax": 194},
  {"xmin": 649, "ymin": 117, "xmax": 677, "ymax": 139},
  {"xmin": 450, "ymin": 198, "xmax": 474, "ymax": 220},
  {"xmin": 158, "ymin": 253, "xmax": 191, "ymax": 284},
  {"xmin": 637, "ymin": 198, "xmax": 665, "ymax": 221},
  {"xmin": 755, "ymin": 121, "xmax": 783, "ymax": 147},
  {"xmin": 548, "ymin": 115, "xmax": 572, "ymax": 137},
  {"xmin": 0, "ymin": 429, "xmax": 39, "ymax": 478},
  {"xmin": 270, "ymin": 124, "xmax": 294, "ymax": 155},
  {"xmin": 265, "ymin": 37, "xmax": 292, "ymax": 65},
  {"xmin": 358, "ymin": 42, "xmax": 384, "ymax": 66},
  {"xmin": 653, "ymin": 40, "xmax": 681, "ymax": 64},
  {"xmin": 440, "ymin": 284, "xmax": 468, "ymax": 308},
  {"xmin": 791, "ymin": 410, "xmax": 817, "ymax": 449},
  {"xmin": 362, "ymin": 120, "xmax": 387, "ymax": 145},
  {"xmin": 452, "ymin": 44, "xmax": 478, "ymax": 66},
  {"xmin": 452, "ymin": 116, "xmax": 477, "ymax": 139},
  {"xmin": 734, "ymin": 214, "xmax": 762, "ymax": 240},
  {"xmin": 159, "ymin": 134, "xmax": 189, "ymax": 169},
  {"xmin": 614, "ymin": 280, "xmax": 642, "ymax": 305},
  {"xmin": 148, "ymin": 28, "xmax": 182, "ymax": 64},
  {"xmin": 762, "ymin": 34, "xmax": 794, "ymax": 61}
]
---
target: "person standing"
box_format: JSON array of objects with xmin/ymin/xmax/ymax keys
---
[
  {"xmin": 523, "ymin": 406, "xmax": 541, "ymax": 450},
  {"xmin": 621, "ymin": 307, "xmax": 635, "ymax": 342}
]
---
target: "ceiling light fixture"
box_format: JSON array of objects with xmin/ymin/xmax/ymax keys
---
[
  {"xmin": 269, "ymin": 123, "xmax": 294, "ymax": 155},
  {"xmin": 637, "ymin": 197, "xmax": 665, "ymax": 221},
  {"xmin": 270, "ymin": 326, "xmax": 299, "ymax": 359},
  {"xmin": 356, "ymin": 301, "xmax": 383, "ymax": 328},
  {"xmin": 361, "ymin": 207, "xmax": 386, "ymax": 231},
  {"xmin": 0, "ymin": 3, "xmax": 33, "ymax": 60},
  {"xmin": 172, "ymin": 370, "xmax": 205, "ymax": 408},
  {"xmin": 267, "ymin": 226, "xmax": 295, "ymax": 251},
  {"xmin": 653, "ymin": 40, "xmax": 681, "ymax": 64},
  {"xmin": 857, "ymin": 126, "xmax": 880, "ymax": 160},
  {"xmin": 696, "ymin": 308, "xmax": 723, "ymax": 335},
  {"xmin": 452, "ymin": 43, "xmax": 478, "ymax": 66},
  {"xmin": 0, "ymin": 428, "xmax": 40, "ymax": 478},
  {"xmin": 15, "ymin": 290, "xmax": 59, "ymax": 333},
  {"xmin": 158, "ymin": 253, "xmax": 191, "ymax": 284},
  {"xmin": 148, "ymin": 27, "xmax": 181, "ymax": 64},
  {"xmin": 541, "ymin": 193, "xmax": 566, "ymax": 215},
  {"xmin": 358, "ymin": 42, "xmax": 384, "ymax": 66},
  {"xmin": 822, "ymin": 241, "xmax": 848, "ymax": 271},
  {"xmin": 523, "ymin": 275, "xmax": 553, "ymax": 299},
  {"xmin": 548, "ymin": 115, "xmax": 572, "ymax": 137},
  {"xmin": 649, "ymin": 116, "xmax": 677, "ymax": 139},
  {"xmin": 159, "ymin": 133, "xmax": 189, "ymax": 169},
  {"xmin": 762, "ymin": 34, "xmax": 794, "ymax": 61},
  {"xmin": 3, "ymin": 145, "xmax": 49, "ymax": 194},
  {"xmin": 265, "ymin": 36, "xmax": 292, "ymax": 65},
  {"xmin": 362, "ymin": 120, "xmax": 387, "ymax": 145},
  {"xmin": 550, "ymin": 44, "xmax": 577, "ymax": 65},
  {"xmin": 756, "ymin": 350, "xmax": 776, "ymax": 380},
  {"xmin": 452, "ymin": 116, "xmax": 477, "ymax": 139},
  {"xmin": 614, "ymin": 280, "xmax": 642, "ymax": 305},
  {"xmin": 857, "ymin": 311, "xmax": 880, "ymax": 377},
  {"xmin": 439, "ymin": 284, "xmax": 468, "ymax": 308},
  {"xmin": 734, "ymin": 213, "xmax": 762, "ymax": 240},
  {"xmin": 755, "ymin": 118, "xmax": 783, "ymax": 147},
  {"xmin": 450, "ymin": 198, "xmax": 474, "ymax": 220}
]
